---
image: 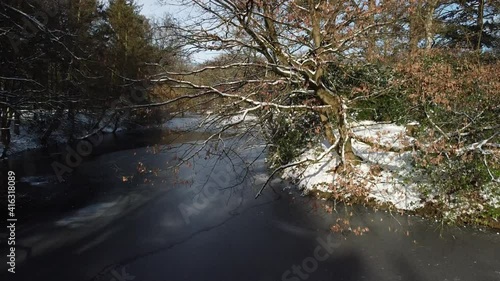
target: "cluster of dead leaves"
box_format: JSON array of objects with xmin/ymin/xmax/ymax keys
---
[{"xmin": 330, "ymin": 218, "xmax": 370, "ymax": 236}]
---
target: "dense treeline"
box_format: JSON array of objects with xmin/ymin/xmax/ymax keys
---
[{"xmin": 0, "ymin": 0, "xmax": 178, "ymax": 155}]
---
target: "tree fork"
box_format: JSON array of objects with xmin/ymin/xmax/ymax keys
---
[{"xmin": 316, "ymin": 88, "xmax": 361, "ymax": 165}]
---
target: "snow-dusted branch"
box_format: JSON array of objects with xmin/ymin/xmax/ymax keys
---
[{"xmin": 147, "ymin": 76, "xmax": 331, "ymax": 111}]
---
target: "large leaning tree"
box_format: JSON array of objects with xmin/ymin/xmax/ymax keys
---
[{"xmin": 154, "ymin": 0, "xmax": 405, "ymax": 165}]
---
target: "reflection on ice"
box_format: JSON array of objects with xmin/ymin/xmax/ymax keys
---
[
  {"xmin": 20, "ymin": 176, "xmax": 57, "ymax": 186},
  {"xmin": 55, "ymin": 201, "xmax": 119, "ymax": 228}
]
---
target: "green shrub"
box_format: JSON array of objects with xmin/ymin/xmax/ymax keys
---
[
  {"xmin": 418, "ymin": 151, "xmax": 499, "ymax": 202},
  {"xmin": 266, "ymin": 110, "xmax": 320, "ymax": 167},
  {"xmin": 323, "ymin": 63, "xmax": 413, "ymax": 123}
]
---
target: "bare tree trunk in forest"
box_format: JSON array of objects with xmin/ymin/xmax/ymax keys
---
[
  {"xmin": 409, "ymin": 0, "xmax": 436, "ymax": 52},
  {"xmin": 424, "ymin": 1, "xmax": 438, "ymax": 49},
  {"xmin": 40, "ymin": 109, "xmax": 63, "ymax": 145},
  {"xmin": 113, "ymin": 113, "xmax": 121, "ymax": 134},
  {"xmin": 77, "ymin": 0, "xmax": 82, "ymax": 23},
  {"xmin": 14, "ymin": 111, "xmax": 20, "ymax": 135},
  {"xmin": 409, "ymin": 1, "xmax": 422, "ymax": 54},
  {"xmin": 476, "ymin": 0, "xmax": 485, "ymax": 51},
  {"xmin": 1, "ymin": 105, "xmax": 12, "ymax": 157},
  {"xmin": 367, "ymin": 0, "xmax": 377, "ymax": 61},
  {"xmin": 68, "ymin": 102, "xmax": 75, "ymax": 139}
]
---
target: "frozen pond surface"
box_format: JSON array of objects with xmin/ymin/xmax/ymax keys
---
[{"xmin": 1, "ymin": 126, "xmax": 499, "ymax": 281}]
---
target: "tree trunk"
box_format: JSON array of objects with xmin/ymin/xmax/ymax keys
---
[
  {"xmin": 337, "ymin": 105, "xmax": 360, "ymax": 164},
  {"xmin": 409, "ymin": 14, "xmax": 420, "ymax": 53},
  {"xmin": 40, "ymin": 109, "xmax": 63, "ymax": 145},
  {"xmin": 424, "ymin": 1, "xmax": 437, "ymax": 49},
  {"xmin": 113, "ymin": 113, "xmax": 121, "ymax": 134},
  {"xmin": 367, "ymin": 0, "xmax": 377, "ymax": 61},
  {"xmin": 476, "ymin": 0, "xmax": 484, "ymax": 51},
  {"xmin": 14, "ymin": 111, "xmax": 20, "ymax": 135},
  {"xmin": 319, "ymin": 112, "xmax": 336, "ymax": 145},
  {"xmin": 68, "ymin": 102, "xmax": 75, "ymax": 140},
  {"xmin": 409, "ymin": 0, "xmax": 423, "ymax": 54},
  {"xmin": 316, "ymin": 88, "xmax": 361, "ymax": 165},
  {"xmin": 1, "ymin": 105, "xmax": 12, "ymax": 155}
]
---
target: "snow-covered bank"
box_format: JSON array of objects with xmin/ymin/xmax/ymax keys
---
[
  {"xmin": 2, "ymin": 112, "xmax": 258, "ymax": 157},
  {"xmin": 282, "ymin": 121, "xmax": 500, "ymax": 220},
  {"xmin": 0, "ymin": 112, "xmax": 127, "ymax": 157},
  {"xmin": 1, "ymin": 126, "xmax": 43, "ymax": 155},
  {"xmin": 283, "ymin": 121, "xmax": 423, "ymax": 210}
]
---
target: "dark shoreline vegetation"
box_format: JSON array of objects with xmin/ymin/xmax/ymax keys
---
[{"xmin": 1, "ymin": 0, "xmax": 499, "ymax": 233}]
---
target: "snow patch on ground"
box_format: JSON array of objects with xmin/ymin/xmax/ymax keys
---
[
  {"xmin": 283, "ymin": 122, "xmax": 424, "ymax": 210},
  {"xmin": 2, "ymin": 126, "xmax": 43, "ymax": 155},
  {"xmin": 282, "ymin": 144, "xmax": 340, "ymax": 193},
  {"xmin": 481, "ymin": 183, "xmax": 500, "ymax": 209},
  {"xmin": 351, "ymin": 121, "xmax": 415, "ymax": 149}
]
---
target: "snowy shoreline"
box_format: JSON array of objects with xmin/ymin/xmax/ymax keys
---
[
  {"xmin": 1, "ymin": 111, "xmax": 255, "ymax": 157},
  {"xmin": 281, "ymin": 121, "xmax": 500, "ymax": 227}
]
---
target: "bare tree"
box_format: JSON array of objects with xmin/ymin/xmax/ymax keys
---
[{"xmin": 155, "ymin": 0, "xmax": 405, "ymax": 167}]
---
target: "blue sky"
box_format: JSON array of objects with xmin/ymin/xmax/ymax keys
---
[
  {"xmin": 139, "ymin": 0, "xmax": 184, "ymax": 19},
  {"xmin": 138, "ymin": 0, "xmax": 220, "ymax": 62}
]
